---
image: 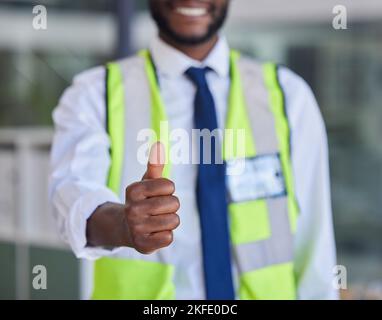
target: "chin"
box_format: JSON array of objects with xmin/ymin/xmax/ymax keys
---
[{"xmin": 177, "ymin": 30, "xmax": 209, "ymax": 39}]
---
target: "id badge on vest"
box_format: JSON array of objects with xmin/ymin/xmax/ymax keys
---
[{"xmin": 226, "ymin": 153, "xmax": 287, "ymax": 203}]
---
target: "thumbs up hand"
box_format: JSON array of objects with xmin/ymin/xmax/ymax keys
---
[
  {"xmin": 123, "ymin": 142, "xmax": 180, "ymax": 254},
  {"xmin": 86, "ymin": 142, "xmax": 180, "ymax": 253}
]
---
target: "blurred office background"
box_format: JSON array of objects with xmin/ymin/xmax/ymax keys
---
[{"xmin": 0, "ymin": 0, "xmax": 381, "ymax": 299}]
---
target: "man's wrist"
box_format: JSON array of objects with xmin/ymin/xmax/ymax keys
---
[{"xmin": 86, "ymin": 202, "xmax": 128, "ymax": 248}]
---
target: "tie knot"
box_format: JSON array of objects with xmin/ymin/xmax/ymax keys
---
[{"xmin": 185, "ymin": 66, "xmax": 209, "ymax": 88}]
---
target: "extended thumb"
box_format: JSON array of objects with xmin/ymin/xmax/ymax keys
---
[{"xmin": 142, "ymin": 141, "xmax": 166, "ymax": 180}]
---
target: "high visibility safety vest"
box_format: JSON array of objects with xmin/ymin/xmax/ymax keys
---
[{"xmin": 92, "ymin": 50, "xmax": 299, "ymax": 300}]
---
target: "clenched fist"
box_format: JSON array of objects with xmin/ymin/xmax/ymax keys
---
[{"xmin": 86, "ymin": 142, "xmax": 180, "ymax": 254}]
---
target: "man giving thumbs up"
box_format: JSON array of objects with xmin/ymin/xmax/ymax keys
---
[{"xmin": 86, "ymin": 142, "xmax": 180, "ymax": 254}]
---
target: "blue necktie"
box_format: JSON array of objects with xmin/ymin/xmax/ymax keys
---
[{"xmin": 185, "ymin": 67, "xmax": 235, "ymax": 300}]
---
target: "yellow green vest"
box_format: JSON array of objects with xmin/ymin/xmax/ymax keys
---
[{"xmin": 92, "ymin": 50, "xmax": 299, "ymax": 300}]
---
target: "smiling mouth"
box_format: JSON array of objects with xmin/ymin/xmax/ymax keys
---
[{"xmin": 175, "ymin": 6, "xmax": 209, "ymax": 17}]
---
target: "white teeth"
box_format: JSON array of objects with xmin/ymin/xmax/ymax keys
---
[{"xmin": 175, "ymin": 7, "xmax": 207, "ymax": 17}]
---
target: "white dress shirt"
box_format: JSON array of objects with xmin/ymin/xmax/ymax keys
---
[{"xmin": 49, "ymin": 36, "xmax": 338, "ymax": 300}]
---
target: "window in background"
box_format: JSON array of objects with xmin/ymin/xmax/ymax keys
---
[{"xmin": 0, "ymin": 0, "xmax": 117, "ymax": 126}]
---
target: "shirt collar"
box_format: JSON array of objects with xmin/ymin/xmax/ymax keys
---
[{"xmin": 149, "ymin": 35, "xmax": 230, "ymax": 78}]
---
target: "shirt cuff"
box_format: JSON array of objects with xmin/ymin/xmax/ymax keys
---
[{"xmin": 66, "ymin": 189, "xmax": 124, "ymax": 260}]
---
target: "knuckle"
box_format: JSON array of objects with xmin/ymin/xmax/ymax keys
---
[
  {"xmin": 173, "ymin": 214, "xmax": 180, "ymax": 229},
  {"xmin": 140, "ymin": 243, "xmax": 156, "ymax": 255},
  {"xmin": 136, "ymin": 246, "xmax": 150, "ymax": 254},
  {"xmin": 162, "ymin": 231, "xmax": 173, "ymax": 246},
  {"xmin": 171, "ymin": 196, "xmax": 180, "ymax": 211},
  {"xmin": 160, "ymin": 178, "xmax": 175, "ymax": 193},
  {"xmin": 166, "ymin": 179, "xmax": 176, "ymax": 193},
  {"xmin": 125, "ymin": 182, "xmax": 142, "ymax": 200},
  {"xmin": 133, "ymin": 235, "xmax": 147, "ymax": 251}
]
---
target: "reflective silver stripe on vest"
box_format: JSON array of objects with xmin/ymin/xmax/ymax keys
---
[
  {"xmin": 238, "ymin": 57, "xmax": 279, "ymax": 155},
  {"xmin": 118, "ymin": 56, "xmax": 151, "ymax": 189},
  {"xmin": 234, "ymin": 198, "xmax": 293, "ymax": 273},
  {"xmin": 234, "ymin": 57, "xmax": 294, "ymax": 274}
]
